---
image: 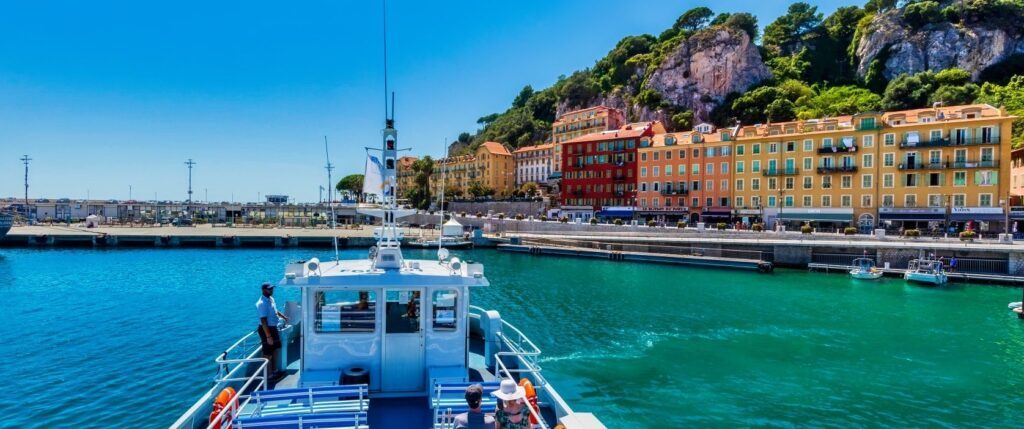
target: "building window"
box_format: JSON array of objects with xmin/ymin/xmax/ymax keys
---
[
  {"xmin": 640, "ymin": 167, "xmax": 647, "ymax": 177},
  {"xmin": 905, "ymin": 194, "xmax": 917, "ymax": 207},
  {"xmin": 736, "ymin": 145, "xmax": 745, "ymax": 155},
  {"xmin": 803, "ymin": 196, "xmax": 812, "ymax": 207},
  {"xmin": 953, "ymin": 194, "xmax": 966, "ymax": 207},
  {"xmin": 316, "ymin": 290, "xmax": 377, "ymax": 333},
  {"xmin": 862, "ymin": 195, "xmax": 872, "ymax": 207},
  {"xmin": 768, "ymin": 196, "xmax": 777, "ymax": 207},
  {"xmin": 736, "ymin": 196, "xmax": 744, "ymax": 207},
  {"xmin": 954, "ymin": 171, "xmax": 966, "ymax": 186},
  {"xmin": 769, "ymin": 143, "xmax": 779, "ymax": 154},
  {"xmin": 904, "ymin": 173, "xmax": 918, "ymax": 187},
  {"xmin": 822, "ymin": 195, "xmax": 832, "ymax": 207},
  {"xmin": 803, "ymin": 157, "xmax": 812, "ymax": 170},
  {"xmin": 736, "ymin": 179, "xmax": 744, "ymax": 191},
  {"xmin": 432, "ymin": 289, "xmax": 458, "ymax": 331},
  {"xmin": 862, "ymin": 175, "xmax": 873, "ymax": 188},
  {"xmin": 884, "ymin": 134, "xmax": 895, "ymax": 146},
  {"xmin": 752, "ymin": 160, "xmax": 761, "ymax": 173},
  {"xmin": 822, "ymin": 176, "xmax": 832, "ymax": 189},
  {"xmin": 803, "ymin": 140, "xmax": 813, "ymax": 151},
  {"xmin": 883, "ymin": 153, "xmax": 894, "ymax": 167},
  {"xmin": 785, "ymin": 195, "xmax": 794, "ymax": 207},
  {"xmin": 653, "ymin": 167, "xmax": 660, "ymax": 177},
  {"xmin": 692, "ymin": 164, "xmax": 700, "ymax": 175},
  {"xmin": 706, "ymin": 163, "xmax": 713, "ymax": 174},
  {"xmin": 863, "ymin": 135, "xmax": 874, "ymax": 148},
  {"xmin": 721, "ymin": 162, "xmax": 729, "ymax": 174},
  {"xmin": 882, "ymin": 195, "xmax": 894, "ymax": 207},
  {"xmin": 841, "ymin": 175, "xmax": 852, "ymax": 189},
  {"xmin": 863, "ymin": 154, "xmax": 873, "ymax": 168},
  {"xmin": 928, "ymin": 172, "xmax": 943, "ymax": 187},
  {"xmin": 928, "ymin": 194, "xmax": 942, "ymax": 207},
  {"xmin": 752, "ymin": 144, "xmax": 761, "ymax": 155},
  {"xmin": 752, "ymin": 178, "xmax": 760, "ymax": 191},
  {"xmin": 841, "ymin": 195, "xmax": 852, "ymax": 207},
  {"xmin": 803, "ymin": 176, "xmax": 813, "ymax": 189},
  {"xmin": 785, "ymin": 177, "xmax": 795, "ymax": 190},
  {"xmin": 737, "ymin": 161, "xmax": 745, "ymax": 173},
  {"xmin": 980, "ymin": 194, "xmax": 992, "ymax": 207},
  {"xmin": 640, "ymin": 182, "xmax": 647, "ymax": 192}
]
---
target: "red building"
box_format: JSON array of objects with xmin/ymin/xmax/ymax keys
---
[{"xmin": 560, "ymin": 122, "xmax": 665, "ymax": 216}]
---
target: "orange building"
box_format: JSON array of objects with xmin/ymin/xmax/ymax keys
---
[
  {"xmin": 636, "ymin": 127, "xmax": 737, "ymax": 224},
  {"xmin": 551, "ymin": 106, "xmax": 625, "ymax": 174}
]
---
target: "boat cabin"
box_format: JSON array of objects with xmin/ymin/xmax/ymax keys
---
[{"xmin": 282, "ymin": 241, "xmax": 488, "ymax": 396}]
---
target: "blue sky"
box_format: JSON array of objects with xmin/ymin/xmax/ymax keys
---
[{"xmin": 0, "ymin": 0, "xmax": 850, "ymax": 203}]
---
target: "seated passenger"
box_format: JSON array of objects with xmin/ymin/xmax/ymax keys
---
[
  {"xmin": 453, "ymin": 384, "xmax": 495, "ymax": 429},
  {"xmin": 492, "ymin": 379, "xmax": 530, "ymax": 429},
  {"xmin": 356, "ymin": 291, "xmax": 370, "ymax": 311}
]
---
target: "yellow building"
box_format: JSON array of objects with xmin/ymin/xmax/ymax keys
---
[
  {"xmin": 395, "ymin": 156, "xmax": 418, "ymax": 198},
  {"xmin": 731, "ymin": 104, "xmax": 1015, "ymax": 232},
  {"xmin": 551, "ymin": 106, "xmax": 625, "ymax": 174},
  {"xmin": 432, "ymin": 142, "xmax": 515, "ymax": 199}
]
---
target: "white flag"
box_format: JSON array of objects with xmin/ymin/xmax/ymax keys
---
[{"xmin": 363, "ymin": 154, "xmax": 385, "ymax": 201}]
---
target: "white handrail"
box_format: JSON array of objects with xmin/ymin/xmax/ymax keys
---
[{"xmin": 206, "ymin": 358, "xmax": 269, "ymax": 429}]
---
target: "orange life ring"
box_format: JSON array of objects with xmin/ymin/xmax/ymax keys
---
[
  {"xmin": 519, "ymin": 378, "xmax": 539, "ymax": 426},
  {"xmin": 209, "ymin": 387, "xmax": 237, "ymax": 429}
]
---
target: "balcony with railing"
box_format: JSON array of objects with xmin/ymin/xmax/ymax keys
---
[
  {"xmin": 660, "ymin": 188, "xmax": 690, "ymax": 196},
  {"xmin": 762, "ymin": 168, "xmax": 800, "ymax": 176},
  {"xmin": 899, "ymin": 138, "xmax": 950, "ymax": 148},
  {"xmin": 952, "ymin": 160, "xmax": 998, "ymax": 168},
  {"xmin": 957, "ymin": 136, "xmax": 1001, "ymax": 146},
  {"xmin": 816, "ymin": 164, "xmax": 858, "ymax": 174},
  {"xmin": 817, "ymin": 145, "xmax": 857, "ymax": 154},
  {"xmin": 897, "ymin": 161, "xmax": 950, "ymax": 170},
  {"xmin": 613, "ymin": 174, "xmax": 626, "ymax": 182}
]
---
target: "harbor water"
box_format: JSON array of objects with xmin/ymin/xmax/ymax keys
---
[{"xmin": 3, "ymin": 247, "xmax": 1023, "ymax": 428}]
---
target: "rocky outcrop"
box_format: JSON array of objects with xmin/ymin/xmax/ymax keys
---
[
  {"xmin": 647, "ymin": 28, "xmax": 771, "ymax": 121},
  {"xmin": 556, "ymin": 27, "xmax": 770, "ymax": 125},
  {"xmin": 856, "ymin": 12, "xmax": 1024, "ymax": 80}
]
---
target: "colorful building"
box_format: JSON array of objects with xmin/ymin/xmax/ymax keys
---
[
  {"xmin": 731, "ymin": 104, "xmax": 1014, "ymax": 232},
  {"xmin": 560, "ymin": 122, "xmax": 665, "ymax": 219},
  {"xmin": 513, "ymin": 143, "xmax": 553, "ymax": 188},
  {"xmin": 551, "ymin": 106, "xmax": 625, "ymax": 174},
  {"xmin": 636, "ymin": 127, "xmax": 736, "ymax": 224},
  {"xmin": 432, "ymin": 142, "xmax": 515, "ymax": 199},
  {"xmin": 395, "ymin": 156, "xmax": 418, "ymax": 198}
]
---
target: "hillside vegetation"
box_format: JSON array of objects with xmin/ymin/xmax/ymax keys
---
[{"xmin": 453, "ymin": 0, "xmax": 1024, "ymax": 155}]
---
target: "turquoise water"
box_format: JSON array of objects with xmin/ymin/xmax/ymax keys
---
[{"xmin": 2, "ymin": 248, "xmax": 1024, "ymax": 428}]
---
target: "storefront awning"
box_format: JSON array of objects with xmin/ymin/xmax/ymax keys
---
[
  {"xmin": 951, "ymin": 208, "xmax": 1004, "ymax": 221},
  {"xmin": 776, "ymin": 208, "xmax": 853, "ymax": 222},
  {"xmin": 878, "ymin": 208, "xmax": 944, "ymax": 221},
  {"xmin": 599, "ymin": 207, "xmax": 635, "ymax": 217}
]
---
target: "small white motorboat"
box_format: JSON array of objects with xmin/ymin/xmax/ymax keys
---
[
  {"xmin": 849, "ymin": 257, "xmax": 883, "ymax": 280},
  {"xmin": 904, "ymin": 258, "xmax": 948, "ymax": 286}
]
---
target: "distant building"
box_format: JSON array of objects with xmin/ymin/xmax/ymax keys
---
[
  {"xmin": 551, "ymin": 106, "xmax": 625, "ymax": 174},
  {"xmin": 560, "ymin": 122, "xmax": 665, "ymax": 219},
  {"xmin": 513, "ymin": 143, "xmax": 553, "ymax": 188},
  {"xmin": 395, "ymin": 156, "xmax": 418, "ymax": 197},
  {"xmin": 265, "ymin": 195, "xmax": 288, "ymax": 204},
  {"xmin": 432, "ymin": 142, "xmax": 515, "ymax": 199},
  {"xmin": 636, "ymin": 129, "xmax": 735, "ymax": 224}
]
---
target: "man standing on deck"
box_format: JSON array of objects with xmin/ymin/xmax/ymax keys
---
[{"xmin": 257, "ymin": 282, "xmax": 288, "ymax": 380}]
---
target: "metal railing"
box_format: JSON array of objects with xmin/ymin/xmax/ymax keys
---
[
  {"xmin": 487, "ymin": 310, "xmax": 551, "ymax": 429},
  {"xmin": 952, "ymin": 160, "xmax": 998, "ymax": 168},
  {"xmin": 900, "ymin": 138, "xmax": 950, "ymax": 148},
  {"xmin": 817, "ymin": 145, "xmax": 857, "ymax": 154},
  {"xmin": 762, "ymin": 168, "xmax": 800, "ymax": 176},
  {"xmin": 817, "ymin": 165, "xmax": 858, "ymax": 174}
]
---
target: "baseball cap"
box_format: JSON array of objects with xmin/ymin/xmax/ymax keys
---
[{"xmin": 261, "ymin": 282, "xmax": 274, "ymax": 289}]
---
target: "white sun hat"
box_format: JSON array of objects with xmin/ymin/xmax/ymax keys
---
[{"xmin": 491, "ymin": 379, "xmax": 526, "ymax": 401}]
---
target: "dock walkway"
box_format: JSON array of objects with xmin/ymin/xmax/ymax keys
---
[{"xmin": 807, "ymin": 263, "xmax": 1024, "ymax": 284}]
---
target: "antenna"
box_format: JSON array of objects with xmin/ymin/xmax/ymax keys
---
[
  {"xmin": 21, "ymin": 155, "xmax": 31, "ymax": 220},
  {"xmin": 185, "ymin": 159, "xmax": 196, "ymax": 216},
  {"xmin": 325, "ymin": 136, "xmax": 340, "ymax": 262},
  {"xmin": 382, "ymin": 0, "xmax": 389, "ymax": 121}
]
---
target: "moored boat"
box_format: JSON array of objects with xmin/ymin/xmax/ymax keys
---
[
  {"xmin": 171, "ymin": 71, "xmax": 602, "ymax": 428},
  {"xmin": 849, "ymin": 257, "xmax": 883, "ymax": 280},
  {"xmin": 904, "ymin": 258, "xmax": 948, "ymax": 285},
  {"xmin": 0, "ymin": 211, "xmax": 11, "ymax": 240}
]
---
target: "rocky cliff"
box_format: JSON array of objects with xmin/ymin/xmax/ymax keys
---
[
  {"xmin": 856, "ymin": 11, "xmax": 1024, "ymax": 80},
  {"xmin": 558, "ymin": 27, "xmax": 771, "ymax": 124}
]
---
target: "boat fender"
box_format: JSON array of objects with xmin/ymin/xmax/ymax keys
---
[
  {"xmin": 757, "ymin": 262, "xmax": 774, "ymax": 273},
  {"xmin": 209, "ymin": 386, "xmax": 236, "ymax": 429},
  {"xmin": 519, "ymin": 378, "xmax": 539, "ymax": 427}
]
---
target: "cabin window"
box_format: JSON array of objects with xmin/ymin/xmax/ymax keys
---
[
  {"xmin": 385, "ymin": 290, "xmax": 421, "ymax": 334},
  {"xmin": 315, "ymin": 290, "xmax": 376, "ymax": 333},
  {"xmin": 432, "ymin": 289, "xmax": 458, "ymax": 331}
]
